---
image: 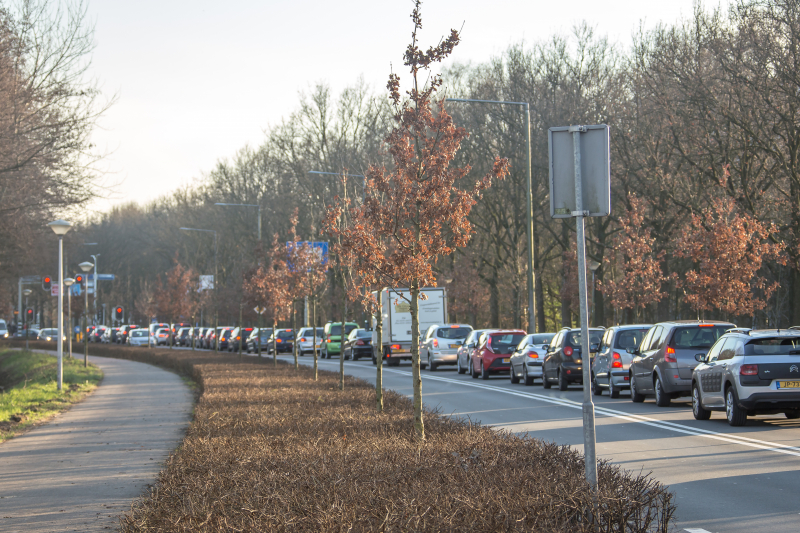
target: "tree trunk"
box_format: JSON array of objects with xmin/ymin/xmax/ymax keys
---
[
  {"xmin": 375, "ymin": 300, "xmax": 383, "ymax": 412},
  {"xmin": 238, "ymin": 303, "xmax": 243, "ymax": 359},
  {"xmin": 340, "ymin": 296, "xmax": 346, "ymax": 391},
  {"xmin": 489, "ymin": 270, "xmax": 500, "ymax": 328},
  {"xmin": 257, "ymin": 312, "xmax": 262, "ymax": 358},
  {"xmin": 292, "ymin": 301, "xmax": 299, "ymax": 370},
  {"xmin": 272, "ymin": 318, "xmax": 277, "ymax": 368},
  {"xmin": 169, "ymin": 317, "xmax": 174, "ymax": 349},
  {"xmin": 410, "ymin": 280, "xmax": 425, "ymax": 441},
  {"xmin": 313, "ymin": 297, "xmax": 318, "ymax": 381}
]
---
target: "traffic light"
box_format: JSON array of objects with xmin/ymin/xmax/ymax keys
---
[
  {"xmin": 75, "ymin": 274, "xmax": 84, "ymax": 285},
  {"xmin": 42, "ymin": 276, "xmax": 52, "ymax": 291},
  {"xmin": 26, "ymin": 308, "xmax": 33, "ymax": 321},
  {"xmin": 113, "ymin": 306, "xmax": 123, "ymax": 322}
]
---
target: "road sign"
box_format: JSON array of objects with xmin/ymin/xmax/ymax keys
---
[
  {"xmin": 254, "ymin": 306, "xmax": 266, "ymax": 315},
  {"xmin": 199, "ymin": 275, "xmax": 214, "ymax": 291},
  {"xmin": 548, "ymin": 124, "xmax": 610, "ymax": 218},
  {"xmin": 88, "ymin": 274, "xmax": 115, "ymax": 281},
  {"xmin": 50, "ymin": 283, "xmax": 59, "ymax": 297},
  {"xmin": 286, "ymin": 241, "xmax": 328, "ymax": 269}
]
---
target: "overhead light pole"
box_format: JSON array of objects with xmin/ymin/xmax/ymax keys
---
[
  {"xmin": 79, "ymin": 262, "xmax": 93, "ymax": 366},
  {"xmin": 22, "ymin": 289, "xmax": 32, "ymax": 350},
  {"xmin": 48, "ymin": 219, "xmax": 72, "ymax": 391},
  {"xmin": 214, "ymin": 203, "xmax": 262, "ymax": 241},
  {"xmin": 180, "ymin": 228, "xmax": 218, "ymax": 350},
  {"xmin": 63, "ymin": 278, "xmax": 74, "ymax": 359},
  {"xmin": 446, "ymin": 97, "xmax": 537, "ymax": 333}
]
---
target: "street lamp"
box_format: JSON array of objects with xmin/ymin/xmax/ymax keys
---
[
  {"xmin": 180, "ymin": 227, "xmax": 218, "ymax": 351},
  {"xmin": 63, "ymin": 278, "xmax": 74, "ymax": 359},
  {"xmin": 90, "ymin": 253, "xmax": 101, "ymax": 324},
  {"xmin": 22, "ymin": 289, "xmax": 32, "ymax": 350},
  {"xmin": 79, "ymin": 261, "xmax": 93, "ymax": 367},
  {"xmin": 48, "ymin": 219, "xmax": 72, "ymax": 391},
  {"xmin": 446, "ymin": 97, "xmax": 537, "ymax": 333},
  {"xmin": 214, "ymin": 203, "xmax": 262, "ymax": 241}
]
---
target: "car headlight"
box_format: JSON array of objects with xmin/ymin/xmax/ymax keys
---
[
  {"xmin": 46, "ymin": 337, "xmax": 52, "ymax": 341},
  {"xmin": 3, "ymin": 333, "xmax": 7, "ymax": 338}
]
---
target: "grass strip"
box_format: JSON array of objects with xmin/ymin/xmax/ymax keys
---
[
  {"xmin": 9, "ymin": 340, "xmax": 677, "ymax": 531},
  {"xmin": 0, "ymin": 349, "xmax": 103, "ymax": 442}
]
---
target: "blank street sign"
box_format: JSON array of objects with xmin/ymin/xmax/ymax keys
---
[{"xmin": 548, "ymin": 125, "xmax": 610, "ymax": 218}]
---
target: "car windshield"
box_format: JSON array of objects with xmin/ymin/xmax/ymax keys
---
[
  {"xmin": 567, "ymin": 331, "xmax": 603, "ymax": 347},
  {"xmin": 672, "ymin": 326, "xmax": 730, "ymax": 349},
  {"xmin": 615, "ymin": 329, "xmax": 650, "ymax": 350},
  {"xmin": 259, "ymin": 329, "xmax": 274, "ymax": 338},
  {"xmin": 329, "ymin": 324, "xmax": 357, "ymax": 336},
  {"xmin": 356, "ymin": 330, "xmax": 372, "ymax": 338},
  {"xmin": 531, "ymin": 333, "xmax": 554, "ymax": 345},
  {"xmin": 303, "ymin": 328, "xmax": 323, "ymax": 336},
  {"xmin": 437, "ymin": 327, "xmax": 471, "ymax": 339},
  {"xmin": 131, "ymin": 331, "xmax": 146, "ymax": 337},
  {"xmin": 491, "ymin": 333, "xmax": 526, "ymax": 352},
  {"xmin": 745, "ymin": 337, "xmax": 800, "ymax": 355}
]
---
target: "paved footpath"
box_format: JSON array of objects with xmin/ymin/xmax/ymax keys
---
[{"xmin": 0, "ymin": 354, "xmax": 193, "ymax": 532}]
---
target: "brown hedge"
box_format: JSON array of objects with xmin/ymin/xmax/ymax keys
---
[{"xmin": 11, "ymin": 340, "xmax": 675, "ymax": 531}]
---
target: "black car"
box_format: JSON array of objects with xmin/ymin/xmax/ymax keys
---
[
  {"xmin": 246, "ymin": 328, "xmax": 273, "ymax": 353},
  {"xmin": 343, "ymin": 328, "xmax": 373, "ymax": 361},
  {"xmin": 175, "ymin": 327, "xmax": 191, "ymax": 346},
  {"xmin": 266, "ymin": 329, "xmax": 294, "ymax": 354},
  {"xmin": 216, "ymin": 327, "xmax": 234, "ymax": 351},
  {"xmin": 228, "ymin": 327, "xmax": 254, "ymax": 352},
  {"xmin": 542, "ymin": 327, "xmax": 605, "ymax": 391}
]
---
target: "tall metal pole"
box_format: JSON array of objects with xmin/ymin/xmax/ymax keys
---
[
  {"xmin": 570, "ymin": 125, "xmax": 598, "ymax": 492},
  {"xmin": 57, "ymin": 236, "xmax": 64, "ymax": 391},
  {"xmin": 524, "ymin": 103, "xmax": 536, "ymax": 333},
  {"xmin": 24, "ymin": 294, "xmax": 29, "ymax": 350},
  {"xmin": 84, "ymin": 276, "xmax": 89, "ymax": 366},
  {"xmin": 67, "ymin": 287, "xmax": 72, "ymax": 359},
  {"xmin": 91, "ymin": 254, "xmax": 99, "ymax": 325},
  {"xmin": 257, "ymin": 206, "xmax": 262, "ymax": 241},
  {"xmin": 214, "ymin": 231, "xmax": 219, "ymax": 352}
]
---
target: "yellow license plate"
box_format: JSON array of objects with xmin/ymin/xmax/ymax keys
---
[
  {"xmin": 777, "ymin": 381, "xmax": 800, "ymax": 389},
  {"xmin": 502, "ymin": 358, "xmax": 510, "ymax": 363},
  {"xmin": 449, "ymin": 344, "xmax": 460, "ymax": 348}
]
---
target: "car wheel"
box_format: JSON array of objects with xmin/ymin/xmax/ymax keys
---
[
  {"xmin": 558, "ymin": 369, "xmax": 569, "ymax": 391},
  {"xmin": 510, "ymin": 363, "xmax": 520, "ymax": 384},
  {"xmin": 542, "ymin": 368, "xmax": 552, "ymax": 389},
  {"xmin": 372, "ymin": 354, "xmax": 377, "ymax": 365},
  {"xmin": 353, "ymin": 354, "xmax": 359, "ymax": 361},
  {"xmin": 630, "ymin": 374, "xmax": 645, "ymax": 403},
  {"xmin": 481, "ymin": 361, "xmax": 489, "ymax": 380},
  {"xmin": 726, "ymin": 386, "xmax": 747, "ymax": 426},
  {"xmin": 784, "ymin": 410, "xmax": 800, "ymax": 419},
  {"xmin": 429, "ymin": 354, "xmax": 437, "ymax": 371},
  {"xmin": 524, "ymin": 364, "xmax": 535, "ymax": 386},
  {"xmin": 592, "ymin": 374, "xmax": 602, "ymax": 396},
  {"xmin": 469, "ymin": 358, "xmax": 479, "ymax": 379},
  {"xmin": 608, "ymin": 377, "xmax": 620, "ymax": 399},
  {"xmin": 655, "ymin": 375, "xmax": 671, "ymax": 407},
  {"xmin": 457, "ymin": 355, "xmax": 466, "ymax": 374},
  {"xmin": 692, "ymin": 383, "xmax": 711, "ymax": 420}
]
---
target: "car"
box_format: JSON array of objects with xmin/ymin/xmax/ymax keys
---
[
  {"xmin": 90, "ymin": 326, "xmax": 108, "ymax": 343},
  {"xmin": 246, "ymin": 327, "xmax": 273, "ymax": 353},
  {"xmin": 188, "ymin": 327, "xmax": 205, "ymax": 347},
  {"xmin": 117, "ymin": 325, "xmax": 140, "ymax": 344},
  {"xmin": 419, "ymin": 324, "xmax": 473, "ymax": 370},
  {"xmin": 171, "ymin": 323, "xmax": 191, "ymax": 342},
  {"xmin": 203, "ymin": 327, "xmax": 219, "ymax": 350},
  {"xmin": 456, "ymin": 329, "xmax": 496, "ymax": 374},
  {"xmin": 469, "ymin": 329, "xmax": 527, "ymax": 380},
  {"xmin": 343, "ymin": 328, "xmax": 374, "ymax": 361},
  {"xmin": 509, "ymin": 332, "xmax": 556, "ymax": 385},
  {"xmin": 322, "ymin": 322, "xmax": 358, "ymax": 358},
  {"xmin": 0, "ymin": 319, "xmax": 9, "ymax": 339},
  {"xmin": 148, "ymin": 323, "xmax": 170, "ymax": 346},
  {"xmin": 542, "ymin": 327, "xmax": 605, "ymax": 391},
  {"xmin": 590, "ymin": 325, "xmax": 652, "ymax": 397},
  {"xmin": 296, "ymin": 327, "xmax": 323, "ymax": 356},
  {"xmin": 176, "ymin": 327, "xmax": 191, "ymax": 346},
  {"xmin": 37, "ymin": 328, "xmax": 65, "ymax": 342},
  {"xmin": 17, "ymin": 327, "xmax": 39, "ymax": 339},
  {"xmin": 108, "ymin": 327, "xmax": 121, "ymax": 343},
  {"xmin": 692, "ymin": 329, "xmax": 800, "ymax": 426},
  {"xmin": 217, "ymin": 327, "xmax": 234, "ymax": 351},
  {"xmin": 128, "ymin": 328, "xmax": 150, "ymax": 347},
  {"xmin": 629, "ymin": 320, "xmax": 735, "ymax": 406},
  {"xmin": 227, "ymin": 327, "xmax": 253, "ymax": 352},
  {"xmin": 266, "ymin": 329, "xmax": 295, "ymax": 354},
  {"xmin": 154, "ymin": 328, "xmax": 171, "ymax": 346}
]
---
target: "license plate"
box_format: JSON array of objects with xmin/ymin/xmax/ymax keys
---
[
  {"xmin": 502, "ymin": 358, "xmax": 510, "ymax": 363},
  {"xmin": 393, "ymin": 351, "xmax": 410, "ymax": 356},
  {"xmin": 449, "ymin": 344, "xmax": 460, "ymax": 348},
  {"xmin": 777, "ymin": 381, "xmax": 800, "ymax": 389}
]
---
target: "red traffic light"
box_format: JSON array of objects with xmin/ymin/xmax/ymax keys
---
[
  {"xmin": 42, "ymin": 276, "xmax": 52, "ymax": 290},
  {"xmin": 115, "ymin": 307, "xmax": 122, "ymax": 314},
  {"xmin": 26, "ymin": 308, "xmax": 33, "ymax": 317},
  {"xmin": 75, "ymin": 274, "xmax": 84, "ymax": 284}
]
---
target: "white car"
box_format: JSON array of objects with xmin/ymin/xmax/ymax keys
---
[
  {"xmin": 297, "ymin": 327, "xmax": 324, "ymax": 356},
  {"xmin": 128, "ymin": 328, "xmax": 150, "ymax": 347},
  {"xmin": 0, "ymin": 319, "xmax": 8, "ymax": 339}
]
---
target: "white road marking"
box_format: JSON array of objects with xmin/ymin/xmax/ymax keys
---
[
  {"xmin": 305, "ymin": 358, "xmax": 800, "ymax": 459},
  {"xmin": 684, "ymin": 529, "xmax": 713, "ymax": 533}
]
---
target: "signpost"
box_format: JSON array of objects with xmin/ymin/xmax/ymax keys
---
[
  {"xmin": 286, "ymin": 241, "xmax": 328, "ymax": 267},
  {"xmin": 548, "ymin": 124, "xmax": 610, "ymax": 493}
]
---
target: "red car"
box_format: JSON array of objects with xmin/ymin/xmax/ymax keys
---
[{"xmin": 470, "ymin": 329, "xmax": 527, "ymax": 380}]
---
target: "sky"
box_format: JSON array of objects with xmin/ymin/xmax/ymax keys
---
[{"xmin": 84, "ymin": 0, "xmax": 727, "ymax": 213}]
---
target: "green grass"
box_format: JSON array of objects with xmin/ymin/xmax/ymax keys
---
[{"xmin": 0, "ymin": 349, "xmax": 103, "ymax": 442}]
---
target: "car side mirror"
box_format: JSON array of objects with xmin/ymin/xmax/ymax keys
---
[{"xmin": 694, "ymin": 353, "xmax": 705, "ymax": 362}]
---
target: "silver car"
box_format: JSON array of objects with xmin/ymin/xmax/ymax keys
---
[
  {"xmin": 509, "ymin": 333, "xmax": 556, "ymax": 385},
  {"xmin": 591, "ymin": 325, "xmax": 652, "ymax": 397},
  {"xmin": 297, "ymin": 327, "xmax": 324, "ymax": 356},
  {"xmin": 692, "ymin": 329, "xmax": 800, "ymax": 426},
  {"xmin": 128, "ymin": 328, "xmax": 150, "ymax": 347},
  {"xmin": 420, "ymin": 324, "xmax": 473, "ymax": 371}
]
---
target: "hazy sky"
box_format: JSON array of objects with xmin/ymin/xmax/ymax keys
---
[{"xmin": 85, "ymin": 0, "xmax": 724, "ymax": 213}]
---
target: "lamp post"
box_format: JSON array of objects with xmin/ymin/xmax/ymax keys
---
[
  {"xmin": 445, "ymin": 97, "xmax": 537, "ymax": 333},
  {"xmin": 63, "ymin": 278, "xmax": 74, "ymax": 359},
  {"xmin": 48, "ymin": 219, "xmax": 72, "ymax": 391},
  {"xmin": 90, "ymin": 253, "xmax": 100, "ymax": 325},
  {"xmin": 23, "ymin": 289, "xmax": 31, "ymax": 350},
  {"xmin": 180, "ymin": 228, "xmax": 218, "ymax": 351},
  {"xmin": 214, "ymin": 203, "xmax": 261, "ymax": 241},
  {"xmin": 79, "ymin": 261, "xmax": 94, "ymax": 367}
]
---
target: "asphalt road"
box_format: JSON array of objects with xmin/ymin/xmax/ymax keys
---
[{"xmin": 268, "ymin": 352, "xmax": 800, "ymax": 533}]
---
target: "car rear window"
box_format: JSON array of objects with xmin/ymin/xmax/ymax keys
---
[
  {"xmin": 277, "ymin": 330, "xmax": 294, "ymax": 339},
  {"xmin": 437, "ymin": 327, "xmax": 472, "ymax": 339},
  {"xmin": 131, "ymin": 331, "xmax": 146, "ymax": 337},
  {"xmin": 531, "ymin": 333, "xmax": 554, "ymax": 345},
  {"xmin": 356, "ymin": 330, "xmax": 372, "ymax": 338},
  {"xmin": 745, "ymin": 337, "xmax": 800, "ymax": 355},
  {"xmin": 615, "ymin": 329, "xmax": 649, "ymax": 350},
  {"xmin": 490, "ymin": 333, "xmax": 526, "ymax": 351},
  {"xmin": 566, "ymin": 331, "xmax": 603, "ymax": 347},
  {"xmin": 672, "ymin": 326, "xmax": 730, "ymax": 349},
  {"xmin": 329, "ymin": 324, "xmax": 357, "ymax": 335}
]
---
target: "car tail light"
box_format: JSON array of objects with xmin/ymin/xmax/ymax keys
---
[
  {"xmin": 300, "ymin": 337, "xmax": 306, "ymax": 342},
  {"xmin": 326, "ymin": 338, "xmax": 331, "ymax": 343},
  {"xmin": 698, "ymin": 324, "xmax": 714, "ymax": 327},
  {"xmin": 432, "ymin": 339, "xmax": 439, "ymax": 348},
  {"xmin": 526, "ymin": 350, "xmax": 539, "ymax": 359},
  {"xmin": 356, "ymin": 340, "xmax": 365, "ymax": 345},
  {"xmin": 563, "ymin": 346, "xmax": 573, "ymax": 357},
  {"xmin": 612, "ymin": 360, "xmax": 623, "ymax": 368},
  {"xmin": 740, "ymin": 364, "xmax": 758, "ymax": 376},
  {"xmin": 391, "ymin": 344, "xmax": 401, "ymax": 350},
  {"xmin": 276, "ymin": 339, "xmax": 282, "ymax": 343},
  {"xmin": 612, "ymin": 352, "xmax": 623, "ymax": 367},
  {"xmin": 665, "ymin": 346, "xmax": 677, "ymax": 363}
]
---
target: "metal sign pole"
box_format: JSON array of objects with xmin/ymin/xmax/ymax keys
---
[{"xmin": 569, "ymin": 125, "xmax": 598, "ymax": 492}]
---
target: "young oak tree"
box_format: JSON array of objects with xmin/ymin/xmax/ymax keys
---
[
  {"xmin": 155, "ymin": 257, "xmax": 198, "ymax": 349},
  {"xmin": 324, "ymin": 1, "xmax": 509, "ymax": 439}
]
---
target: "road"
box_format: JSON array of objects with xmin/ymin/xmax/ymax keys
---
[{"xmin": 264, "ymin": 352, "xmax": 800, "ymax": 533}]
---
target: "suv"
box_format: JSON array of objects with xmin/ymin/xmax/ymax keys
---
[
  {"xmin": 509, "ymin": 332, "xmax": 556, "ymax": 385},
  {"xmin": 470, "ymin": 330, "xmax": 527, "ymax": 380},
  {"xmin": 591, "ymin": 325, "xmax": 652, "ymax": 397},
  {"xmin": 420, "ymin": 324, "xmax": 473, "ymax": 371},
  {"xmin": 322, "ymin": 322, "xmax": 358, "ymax": 359},
  {"xmin": 629, "ymin": 320, "xmax": 735, "ymax": 406},
  {"xmin": 542, "ymin": 327, "xmax": 605, "ymax": 391},
  {"xmin": 692, "ymin": 329, "xmax": 800, "ymax": 425}
]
